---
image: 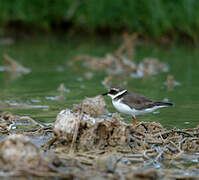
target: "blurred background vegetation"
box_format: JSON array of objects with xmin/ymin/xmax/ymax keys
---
[{"xmin": 0, "ymin": 0, "xmax": 199, "ymax": 42}]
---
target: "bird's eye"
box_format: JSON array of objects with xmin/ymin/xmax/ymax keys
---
[{"xmin": 110, "ymin": 89, "xmax": 117, "ymax": 94}]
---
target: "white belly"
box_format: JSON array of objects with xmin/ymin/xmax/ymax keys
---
[
  {"xmin": 112, "ymin": 100, "xmax": 134, "ymax": 115},
  {"xmin": 112, "ymin": 100, "xmax": 167, "ymax": 116}
]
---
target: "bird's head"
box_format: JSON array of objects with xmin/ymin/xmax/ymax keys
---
[{"xmin": 102, "ymin": 86, "xmax": 127, "ymax": 99}]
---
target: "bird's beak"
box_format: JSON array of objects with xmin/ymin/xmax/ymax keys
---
[{"xmin": 102, "ymin": 92, "xmax": 108, "ymax": 96}]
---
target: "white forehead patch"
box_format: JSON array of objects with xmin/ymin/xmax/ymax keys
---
[{"xmin": 111, "ymin": 88, "xmax": 119, "ymax": 91}]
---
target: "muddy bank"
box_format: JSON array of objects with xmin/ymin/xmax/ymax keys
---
[
  {"xmin": 0, "ymin": 95, "xmax": 199, "ymax": 179},
  {"xmin": 53, "ymin": 96, "xmax": 199, "ymax": 156}
]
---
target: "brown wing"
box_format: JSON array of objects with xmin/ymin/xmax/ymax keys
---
[{"xmin": 121, "ymin": 92, "xmax": 156, "ymax": 110}]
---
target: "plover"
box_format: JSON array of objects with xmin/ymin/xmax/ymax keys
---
[{"xmin": 102, "ymin": 86, "xmax": 174, "ymax": 125}]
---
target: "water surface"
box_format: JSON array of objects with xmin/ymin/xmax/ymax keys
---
[{"xmin": 0, "ymin": 36, "xmax": 198, "ymax": 128}]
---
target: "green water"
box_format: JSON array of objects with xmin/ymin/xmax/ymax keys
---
[{"xmin": 0, "ymin": 36, "xmax": 198, "ymax": 128}]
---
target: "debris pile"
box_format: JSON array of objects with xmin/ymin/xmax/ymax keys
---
[
  {"xmin": 2, "ymin": 54, "xmax": 31, "ymax": 74},
  {"xmin": 73, "ymin": 54, "xmax": 168, "ymax": 80},
  {"xmin": 72, "ymin": 33, "xmax": 169, "ymax": 87},
  {"xmin": 0, "ymin": 54, "xmax": 31, "ymax": 82},
  {"xmin": 134, "ymin": 57, "xmax": 168, "ymax": 78},
  {"xmin": 45, "ymin": 83, "xmax": 70, "ymax": 101},
  {"xmin": 0, "ymin": 112, "xmax": 16, "ymax": 131},
  {"xmin": 52, "ymin": 95, "xmax": 199, "ymax": 160},
  {"xmin": 0, "ymin": 135, "xmax": 50, "ymax": 170},
  {"xmin": 72, "ymin": 95, "xmax": 108, "ymax": 117},
  {"xmin": 0, "ymin": 112, "xmax": 44, "ymax": 132},
  {"xmin": 164, "ymin": 74, "xmax": 181, "ymax": 91},
  {"xmin": 0, "ymin": 96, "xmax": 199, "ymax": 179}
]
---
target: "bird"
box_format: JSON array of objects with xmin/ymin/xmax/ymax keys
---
[{"xmin": 102, "ymin": 86, "xmax": 174, "ymax": 126}]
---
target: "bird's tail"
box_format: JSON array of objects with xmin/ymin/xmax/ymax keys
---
[{"xmin": 154, "ymin": 101, "xmax": 174, "ymax": 107}]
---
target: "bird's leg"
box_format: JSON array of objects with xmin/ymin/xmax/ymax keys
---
[{"xmin": 132, "ymin": 116, "xmax": 137, "ymax": 126}]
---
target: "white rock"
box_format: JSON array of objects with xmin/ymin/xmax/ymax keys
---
[
  {"xmin": 54, "ymin": 109, "xmax": 77, "ymax": 137},
  {"xmin": 54, "ymin": 108, "xmax": 103, "ymax": 140}
]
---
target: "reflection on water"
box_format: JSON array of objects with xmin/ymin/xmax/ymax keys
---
[{"xmin": 0, "ymin": 36, "xmax": 198, "ymax": 128}]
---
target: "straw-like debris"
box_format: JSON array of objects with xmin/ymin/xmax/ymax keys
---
[
  {"xmin": 134, "ymin": 57, "xmax": 168, "ymax": 78},
  {"xmin": 50, "ymin": 97, "xmax": 199, "ymax": 179},
  {"xmin": 3, "ymin": 54, "xmax": 31, "ymax": 74},
  {"xmin": 53, "ymin": 109, "xmax": 166, "ymax": 153},
  {"xmin": 0, "ymin": 112, "xmax": 15, "ymax": 131},
  {"xmin": 164, "ymin": 74, "xmax": 181, "ymax": 91},
  {"xmin": 72, "ymin": 33, "xmax": 169, "ymax": 85},
  {"xmin": 52, "ymin": 95, "xmax": 199, "ymax": 160},
  {"xmin": 0, "ymin": 112, "xmax": 44, "ymax": 132},
  {"xmin": 0, "ymin": 54, "xmax": 31, "ymax": 82},
  {"xmin": 1, "ymin": 96, "xmax": 199, "ymax": 179}
]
